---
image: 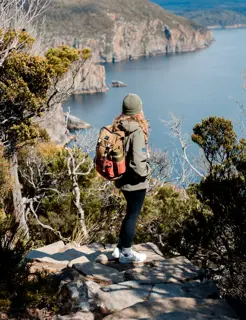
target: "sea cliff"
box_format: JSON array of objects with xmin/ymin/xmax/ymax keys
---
[{"xmin": 70, "ymin": 60, "xmax": 108, "ymax": 94}]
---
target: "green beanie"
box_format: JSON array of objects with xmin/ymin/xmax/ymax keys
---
[{"xmin": 122, "ymin": 94, "xmax": 142, "ymax": 116}]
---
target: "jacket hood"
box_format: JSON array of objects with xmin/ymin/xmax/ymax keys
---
[{"xmin": 118, "ymin": 120, "xmax": 141, "ymax": 134}]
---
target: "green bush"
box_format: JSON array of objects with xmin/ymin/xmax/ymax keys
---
[
  {"xmin": 135, "ymin": 184, "xmax": 212, "ymax": 255},
  {"xmin": 0, "ymin": 218, "xmax": 59, "ymax": 315}
]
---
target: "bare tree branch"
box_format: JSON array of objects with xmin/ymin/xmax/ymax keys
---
[
  {"xmin": 0, "ymin": 0, "xmax": 51, "ymax": 66},
  {"xmin": 29, "ymin": 199, "xmax": 70, "ymax": 242},
  {"xmin": 162, "ymin": 113, "xmax": 205, "ymax": 183}
]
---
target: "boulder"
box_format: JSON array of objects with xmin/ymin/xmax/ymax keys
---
[
  {"xmin": 58, "ymin": 277, "xmax": 100, "ymax": 314},
  {"xmin": 95, "ymin": 254, "xmax": 109, "ymax": 265},
  {"xmin": 58, "ymin": 268, "xmax": 82, "ymax": 285}
]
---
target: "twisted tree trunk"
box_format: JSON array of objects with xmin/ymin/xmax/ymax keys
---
[{"xmin": 9, "ymin": 153, "xmax": 29, "ymax": 239}]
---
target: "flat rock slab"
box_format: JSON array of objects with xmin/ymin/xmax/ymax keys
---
[
  {"xmin": 54, "ymin": 311, "xmax": 94, "ymax": 320},
  {"xmin": 27, "ymin": 243, "xmax": 93, "ymax": 265},
  {"xmin": 95, "ymin": 242, "xmax": 165, "ymax": 272},
  {"xmin": 34, "ymin": 241, "xmax": 65, "ymax": 254},
  {"xmin": 74, "ymin": 262, "xmax": 124, "ymax": 284},
  {"xmin": 104, "ymin": 297, "xmax": 238, "ymax": 320},
  {"xmin": 26, "ymin": 241, "xmax": 65, "ymax": 261},
  {"xmin": 149, "ymin": 281, "xmax": 219, "ymax": 301},
  {"xmin": 26, "ymin": 242, "xmax": 164, "ymax": 267},
  {"xmin": 97, "ymin": 281, "xmax": 152, "ymax": 313},
  {"xmin": 125, "ymin": 256, "xmax": 198, "ymax": 284},
  {"xmin": 181, "ymin": 280, "xmax": 219, "ymax": 299},
  {"xmin": 133, "ymin": 243, "xmax": 165, "ymax": 262},
  {"xmin": 68, "ymin": 256, "xmax": 90, "ymax": 268},
  {"xmin": 150, "ymin": 283, "xmax": 187, "ymax": 300}
]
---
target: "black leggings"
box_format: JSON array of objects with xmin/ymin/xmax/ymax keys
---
[{"xmin": 118, "ymin": 189, "xmax": 146, "ymax": 249}]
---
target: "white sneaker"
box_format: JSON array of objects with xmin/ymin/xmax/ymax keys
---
[
  {"xmin": 111, "ymin": 247, "xmax": 121, "ymax": 259},
  {"xmin": 119, "ymin": 250, "xmax": 147, "ymax": 264}
]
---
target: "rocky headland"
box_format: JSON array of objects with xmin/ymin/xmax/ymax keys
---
[{"xmin": 44, "ymin": 0, "xmax": 214, "ymax": 63}]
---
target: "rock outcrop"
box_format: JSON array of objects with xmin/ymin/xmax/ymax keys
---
[
  {"xmin": 38, "ymin": 104, "xmax": 90, "ymax": 144},
  {"xmin": 44, "ymin": 0, "xmax": 214, "ymax": 63},
  {"xmin": 26, "ymin": 242, "xmax": 239, "ymax": 320},
  {"xmin": 67, "ymin": 114, "xmax": 90, "ymax": 131},
  {"xmin": 38, "ymin": 104, "xmax": 69, "ymax": 145},
  {"xmin": 111, "ymin": 81, "xmax": 127, "ymax": 88},
  {"xmin": 68, "ymin": 60, "xmax": 108, "ymax": 94}
]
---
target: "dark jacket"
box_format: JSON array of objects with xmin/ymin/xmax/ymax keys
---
[{"xmin": 115, "ymin": 120, "xmax": 151, "ymax": 191}]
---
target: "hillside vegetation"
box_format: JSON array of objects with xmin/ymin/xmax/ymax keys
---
[
  {"xmin": 153, "ymin": 0, "xmax": 246, "ymax": 12},
  {"xmin": 152, "ymin": 0, "xmax": 246, "ymax": 27},
  {"xmin": 183, "ymin": 10, "xmax": 246, "ymax": 27}
]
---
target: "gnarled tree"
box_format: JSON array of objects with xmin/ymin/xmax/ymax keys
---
[{"xmin": 0, "ymin": 1, "xmax": 91, "ymax": 238}]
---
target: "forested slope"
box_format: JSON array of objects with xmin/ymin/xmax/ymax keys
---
[{"xmin": 152, "ymin": 0, "xmax": 246, "ymax": 27}]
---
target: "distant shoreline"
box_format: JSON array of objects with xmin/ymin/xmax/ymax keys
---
[{"xmin": 207, "ymin": 24, "xmax": 246, "ymax": 30}]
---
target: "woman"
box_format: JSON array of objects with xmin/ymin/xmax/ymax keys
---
[{"xmin": 112, "ymin": 93, "xmax": 151, "ymax": 264}]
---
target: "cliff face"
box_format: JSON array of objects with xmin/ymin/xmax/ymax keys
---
[
  {"xmin": 39, "ymin": 104, "xmax": 68, "ymax": 145},
  {"xmin": 101, "ymin": 19, "xmax": 214, "ymax": 62},
  {"xmin": 71, "ymin": 61, "xmax": 108, "ymax": 94},
  {"xmin": 45, "ymin": 0, "xmax": 214, "ymax": 63}
]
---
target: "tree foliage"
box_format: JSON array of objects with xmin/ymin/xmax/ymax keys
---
[
  {"xmin": 0, "ymin": 37, "xmax": 86, "ymax": 152},
  {"xmin": 45, "ymin": 46, "xmax": 91, "ymax": 76},
  {"xmin": 192, "ymin": 117, "xmax": 243, "ymax": 172},
  {"xmin": 160, "ymin": 116, "xmax": 246, "ymax": 311}
]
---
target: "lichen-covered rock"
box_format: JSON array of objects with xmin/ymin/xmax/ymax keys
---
[
  {"xmin": 57, "ymin": 267, "xmax": 101, "ymax": 314},
  {"xmin": 58, "ymin": 279, "xmax": 95, "ymax": 313}
]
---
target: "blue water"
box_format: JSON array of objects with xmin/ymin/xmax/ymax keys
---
[{"xmin": 64, "ymin": 29, "xmax": 246, "ymax": 149}]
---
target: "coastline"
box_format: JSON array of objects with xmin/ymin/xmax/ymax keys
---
[{"xmin": 207, "ymin": 24, "xmax": 246, "ymax": 30}]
